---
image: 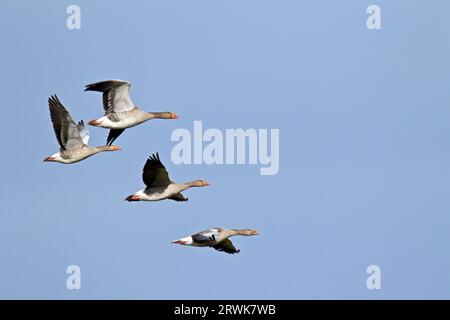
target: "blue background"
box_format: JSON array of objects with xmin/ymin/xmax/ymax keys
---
[{"xmin": 1, "ymin": 0, "xmax": 450, "ymax": 299}]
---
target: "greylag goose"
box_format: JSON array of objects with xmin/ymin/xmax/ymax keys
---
[
  {"xmin": 125, "ymin": 153, "xmax": 209, "ymax": 202},
  {"xmin": 44, "ymin": 95, "xmax": 121, "ymax": 164},
  {"xmin": 85, "ymin": 80, "xmax": 178, "ymax": 146},
  {"xmin": 172, "ymin": 228, "xmax": 259, "ymax": 254}
]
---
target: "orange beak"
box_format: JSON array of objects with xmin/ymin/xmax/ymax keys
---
[
  {"xmin": 170, "ymin": 113, "xmax": 179, "ymax": 119},
  {"xmin": 88, "ymin": 119, "xmax": 102, "ymax": 126},
  {"xmin": 202, "ymin": 181, "xmax": 210, "ymax": 186},
  {"xmin": 172, "ymin": 240, "xmax": 187, "ymax": 245},
  {"xmin": 111, "ymin": 146, "xmax": 122, "ymax": 151},
  {"xmin": 125, "ymin": 195, "xmax": 140, "ymax": 202}
]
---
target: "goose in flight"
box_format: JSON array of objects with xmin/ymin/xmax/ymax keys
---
[
  {"xmin": 172, "ymin": 228, "xmax": 259, "ymax": 254},
  {"xmin": 85, "ymin": 80, "xmax": 178, "ymax": 146},
  {"xmin": 125, "ymin": 152, "xmax": 209, "ymax": 202},
  {"xmin": 44, "ymin": 95, "xmax": 121, "ymax": 164}
]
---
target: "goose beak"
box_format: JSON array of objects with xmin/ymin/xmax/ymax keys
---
[
  {"xmin": 88, "ymin": 119, "xmax": 101, "ymax": 126},
  {"xmin": 125, "ymin": 195, "xmax": 140, "ymax": 201},
  {"xmin": 202, "ymin": 181, "xmax": 210, "ymax": 186},
  {"xmin": 172, "ymin": 240, "xmax": 186, "ymax": 245},
  {"xmin": 170, "ymin": 113, "xmax": 179, "ymax": 119},
  {"xmin": 43, "ymin": 156, "xmax": 55, "ymax": 162}
]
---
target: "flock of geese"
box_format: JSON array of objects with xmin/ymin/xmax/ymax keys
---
[{"xmin": 44, "ymin": 80, "xmax": 258, "ymax": 254}]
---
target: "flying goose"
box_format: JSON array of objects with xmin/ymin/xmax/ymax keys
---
[
  {"xmin": 125, "ymin": 153, "xmax": 209, "ymax": 202},
  {"xmin": 172, "ymin": 228, "xmax": 259, "ymax": 254},
  {"xmin": 44, "ymin": 95, "xmax": 121, "ymax": 164},
  {"xmin": 85, "ymin": 80, "xmax": 178, "ymax": 146}
]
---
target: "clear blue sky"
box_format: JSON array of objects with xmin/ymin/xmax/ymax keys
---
[{"xmin": 1, "ymin": 0, "xmax": 450, "ymax": 299}]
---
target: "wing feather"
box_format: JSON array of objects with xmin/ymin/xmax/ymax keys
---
[
  {"xmin": 191, "ymin": 228, "xmax": 220, "ymax": 244},
  {"xmin": 85, "ymin": 80, "xmax": 135, "ymax": 114},
  {"xmin": 213, "ymin": 239, "xmax": 240, "ymax": 254},
  {"xmin": 48, "ymin": 95, "xmax": 84, "ymax": 150},
  {"xmin": 106, "ymin": 129, "xmax": 125, "ymax": 146},
  {"xmin": 142, "ymin": 153, "xmax": 171, "ymax": 188},
  {"xmin": 168, "ymin": 193, "xmax": 188, "ymax": 202},
  {"xmin": 77, "ymin": 120, "xmax": 89, "ymax": 145}
]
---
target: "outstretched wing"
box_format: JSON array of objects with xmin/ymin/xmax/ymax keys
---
[
  {"xmin": 48, "ymin": 95, "xmax": 84, "ymax": 151},
  {"xmin": 191, "ymin": 228, "xmax": 220, "ymax": 244},
  {"xmin": 168, "ymin": 193, "xmax": 188, "ymax": 202},
  {"xmin": 77, "ymin": 120, "xmax": 89, "ymax": 145},
  {"xmin": 213, "ymin": 239, "xmax": 240, "ymax": 254},
  {"xmin": 106, "ymin": 129, "xmax": 125, "ymax": 146},
  {"xmin": 142, "ymin": 153, "xmax": 171, "ymax": 188},
  {"xmin": 84, "ymin": 80, "xmax": 135, "ymax": 114}
]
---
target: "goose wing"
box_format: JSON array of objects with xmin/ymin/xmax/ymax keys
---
[
  {"xmin": 48, "ymin": 95, "xmax": 85, "ymax": 151},
  {"xmin": 191, "ymin": 228, "xmax": 220, "ymax": 244},
  {"xmin": 142, "ymin": 153, "xmax": 171, "ymax": 188},
  {"xmin": 84, "ymin": 80, "xmax": 135, "ymax": 114},
  {"xmin": 106, "ymin": 128, "xmax": 125, "ymax": 146},
  {"xmin": 77, "ymin": 120, "xmax": 89, "ymax": 145},
  {"xmin": 168, "ymin": 193, "xmax": 188, "ymax": 202},
  {"xmin": 213, "ymin": 239, "xmax": 240, "ymax": 254}
]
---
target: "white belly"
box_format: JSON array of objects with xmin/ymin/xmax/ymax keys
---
[
  {"xmin": 97, "ymin": 114, "xmax": 148, "ymax": 129},
  {"xmin": 140, "ymin": 184, "xmax": 182, "ymax": 201}
]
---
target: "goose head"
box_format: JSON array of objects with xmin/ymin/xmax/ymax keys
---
[
  {"xmin": 150, "ymin": 112, "xmax": 179, "ymax": 120},
  {"xmin": 191, "ymin": 180, "xmax": 210, "ymax": 187},
  {"xmin": 235, "ymin": 229, "xmax": 259, "ymax": 236},
  {"xmin": 101, "ymin": 145, "xmax": 122, "ymax": 152}
]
